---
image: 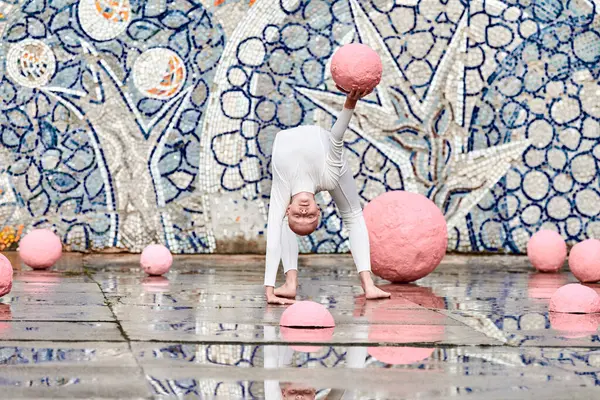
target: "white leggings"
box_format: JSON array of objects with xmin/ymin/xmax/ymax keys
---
[{"xmin": 281, "ymin": 167, "xmax": 371, "ymax": 275}]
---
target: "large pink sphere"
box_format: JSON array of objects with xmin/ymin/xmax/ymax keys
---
[
  {"xmin": 549, "ymin": 283, "xmax": 600, "ymax": 313},
  {"xmin": 0, "ymin": 254, "xmax": 13, "ymax": 297},
  {"xmin": 140, "ymin": 244, "xmax": 173, "ymax": 276},
  {"xmin": 330, "ymin": 43, "xmax": 382, "ymax": 91},
  {"xmin": 280, "ymin": 301, "xmax": 335, "ymax": 328},
  {"xmin": 364, "ymin": 191, "xmax": 447, "ymax": 283},
  {"xmin": 18, "ymin": 229, "xmax": 62, "ymax": 269},
  {"xmin": 527, "ymin": 230, "xmax": 567, "ymax": 272},
  {"xmin": 569, "ymin": 239, "xmax": 600, "ymax": 283}
]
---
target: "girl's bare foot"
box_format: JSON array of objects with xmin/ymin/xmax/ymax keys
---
[
  {"xmin": 359, "ymin": 271, "xmax": 391, "ymax": 300},
  {"xmin": 364, "ymin": 284, "xmax": 392, "ymax": 300},
  {"xmin": 274, "ymin": 281, "xmax": 297, "ymax": 299},
  {"xmin": 265, "ymin": 286, "xmax": 295, "ymax": 305},
  {"xmin": 274, "ymin": 270, "xmax": 298, "ymax": 299}
]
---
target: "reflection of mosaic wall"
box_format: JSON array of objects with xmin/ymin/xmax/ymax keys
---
[{"xmin": 0, "ymin": 0, "xmax": 599, "ymax": 254}]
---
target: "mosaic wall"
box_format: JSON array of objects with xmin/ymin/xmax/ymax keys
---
[{"xmin": 0, "ymin": 0, "xmax": 599, "ymax": 254}]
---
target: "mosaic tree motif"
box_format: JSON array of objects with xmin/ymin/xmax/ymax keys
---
[
  {"xmin": 468, "ymin": 0, "xmax": 599, "ymax": 252},
  {"xmin": 0, "ymin": 0, "xmax": 225, "ymax": 251},
  {"xmin": 199, "ymin": 0, "xmax": 536, "ymax": 254}
]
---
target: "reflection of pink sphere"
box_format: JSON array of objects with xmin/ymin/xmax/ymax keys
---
[
  {"xmin": 330, "ymin": 43, "xmax": 382, "ymax": 91},
  {"xmin": 549, "ymin": 312, "xmax": 600, "ymax": 338},
  {"xmin": 280, "ymin": 301, "xmax": 335, "ymax": 328},
  {"xmin": 369, "ymin": 347, "xmax": 434, "ymax": 365},
  {"xmin": 0, "ymin": 254, "xmax": 13, "ymax": 297},
  {"xmin": 280, "ymin": 327, "xmax": 334, "ymax": 353},
  {"xmin": 364, "ymin": 191, "xmax": 447, "ymax": 283},
  {"xmin": 18, "ymin": 229, "xmax": 62, "ymax": 269},
  {"xmin": 140, "ymin": 244, "xmax": 173, "ymax": 276},
  {"xmin": 549, "ymin": 283, "xmax": 600, "ymax": 313},
  {"xmin": 142, "ymin": 276, "xmax": 170, "ymax": 293},
  {"xmin": 527, "ymin": 273, "xmax": 568, "ymax": 301},
  {"xmin": 527, "ymin": 230, "xmax": 566, "ymax": 272},
  {"xmin": 367, "ymin": 325, "xmax": 443, "ymax": 365},
  {"xmin": 569, "ymin": 239, "xmax": 600, "ymax": 283}
]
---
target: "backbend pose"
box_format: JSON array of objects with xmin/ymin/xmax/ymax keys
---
[{"xmin": 264, "ymin": 88, "xmax": 391, "ymax": 305}]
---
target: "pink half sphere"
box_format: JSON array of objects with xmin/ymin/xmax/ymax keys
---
[
  {"xmin": 140, "ymin": 244, "xmax": 173, "ymax": 276},
  {"xmin": 330, "ymin": 43, "xmax": 382, "ymax": 91},
  {"xmin": 527, "ymin": 230, "xmax": 567, "ymax": 272},
  {"xmin": 364, "ymin": 191, "xmax": 447, "ymax": 283},
  {"xmin": 18, "ymin": 229, "xmax": 62, "ymax": 269},
  {"xmin": 549, "ymin": 312, "xmax": 600, "ymax": 339},
  {"xmin": 569, "ymin": 239, "xmax": 600, "ymax": 283},
  {"xmin": 0, "ymin": 254, "xmax": 13, "ymax": 297},
  {"xmin": 549, "ymin": 283, "xmax": 600, "ymax": 313},
  {"xmin": 280, "ymin": 301, "xmax": 335, "ymax": 328}
]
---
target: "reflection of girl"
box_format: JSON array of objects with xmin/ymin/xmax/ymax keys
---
[{"xmin": 263, "ymin": 326, "xmax": 368, "ymax": 400}]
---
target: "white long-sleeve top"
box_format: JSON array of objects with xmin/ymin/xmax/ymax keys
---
[{"xmin": 264, "ymin": 107, "xmax": 354, "ymax": 286}]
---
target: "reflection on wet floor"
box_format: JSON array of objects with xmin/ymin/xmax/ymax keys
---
[{"xmin": 0, "ymin": 253, "xmax": 600, "ymax": 398}]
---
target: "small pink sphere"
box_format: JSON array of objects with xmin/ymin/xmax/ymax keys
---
[
  {"xmin": 0, "ymin": 254, "xmax": 13, "ymax": 297},
  {"xmin": 18, "ymin": 229, "xmax": 62, "ymax": 269},
  {"xmin": 140, "ymin": 244, "xmax": 173, "ymax": 276},
  {"xmin": 364, "ymin": 191, "xmax": 447, "ymax": 283},
  {"xmin": 549, "ymin": 283, "xmax": 600, "ymax": 313},
  {"xmin": 280, "ymin": 301, "xmax": 335, "ymax": 328},
  {"xmin": 330, "ymin": 43, "xmax": 382, "ymax": 91},
  {"xmin": 569, "ymin": 239, "xmax": 600, "ymax": 283},
  {"xmin": 527, "ymin": 230, "xmax": 567, "ymax": 272}
]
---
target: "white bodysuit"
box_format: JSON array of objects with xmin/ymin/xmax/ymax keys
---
[{"xmin": 264, "ymin": 107, "xmax": 371, "ymax": 287}]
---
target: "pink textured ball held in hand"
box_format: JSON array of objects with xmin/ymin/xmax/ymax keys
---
[
  {"xmin": 330, "ymin": 43, "xmax": 382, "ymax": 91},
  {"xmin": 0, "ymin": 254, "xmax": 13, "ymax": 297},
  {"xmin": 549, "ymin": 283, "xmax": 600, "ymax": 313},
  {"xmin": 364, "ymin": 191, "xmax": 447, "ymax": 283},
  {"xmin": 527, "ymin": 230, "xmax": 566, "ymax": 272},
  {"xmin": 18, "ymin": 229, "xmax": 62, "ymax": 269},
  {"xmin": 569, "ymin": 239, "xmax": 600, "ymax": 283},
  {"xmin": 280, "ymin": 301, "xmax": 335, "ymax": 328},
  {"xmin": 140, "ymin": 244, "xmax": 173, "ymax": 276}
]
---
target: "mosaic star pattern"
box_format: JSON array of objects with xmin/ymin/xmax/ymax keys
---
[{"xmin": 0, "ymin": 0, "xmax": 599, "ymax": 254}]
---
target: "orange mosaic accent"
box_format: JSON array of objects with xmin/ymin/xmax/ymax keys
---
[
  {"xmin": 0, "ymin": 225, "xmax": 24, "ymax": 251},
  {"xmin": 95, "ymin": 0, "xmax": 130, "ymax": 23},
  {"xmin": 147, "ymin": 56, "xmax": 185, "ymax": 98}
]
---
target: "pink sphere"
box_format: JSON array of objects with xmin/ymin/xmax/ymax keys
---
[
  {"xmin": 330, "ymin": 43, "xmax": 382, "ymax": 91},
  {"xmin": 18, "ymin": 229, "xmax": 62, "ymax": 269},
  {"xmin": 280, "ymin": 301, "xmax": 335, "ymax": 328},
  {"xmin": 527, "ymin": 230, "xmax": 567, "ymax": 272},
  {"xmin": 569, "ymin": 239, "xmax": 600, "ymax": 283},
  {"xmin": 364, "ymin": 191, "xmax": 447, "ymax": 283},
  {"xmin": 549, "ymin": 283, "xmax": 600, "ymax": 313},
  {"xmin": 0, "ymin": 254, "xmax": 13, "ymax": 297},
  {"xmin": 140, "ymin": 244, "xmax": 173, "ymax": 276}
]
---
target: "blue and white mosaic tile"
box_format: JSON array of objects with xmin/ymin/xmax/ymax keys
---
[{"xmin": 0, "ymin": 0, "xmax": 598, "ymax": 254}]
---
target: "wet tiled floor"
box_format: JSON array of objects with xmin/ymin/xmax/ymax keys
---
[{"xmin": 0, "ymin": 253, "xmax": 599, "ymax": 398}]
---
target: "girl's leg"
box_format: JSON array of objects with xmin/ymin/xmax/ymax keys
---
[
  {"xmin": 275, "ymin": 220, "xmax": 299, "ymax": 298},
  {"xmin": 329, "ymin": 167, "xmax": 390, "ymax": 299}
]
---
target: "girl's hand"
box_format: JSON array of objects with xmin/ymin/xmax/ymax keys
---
[{"xmin": 344, "ymin": 86, "xmax": 373, "ymax": 109}]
